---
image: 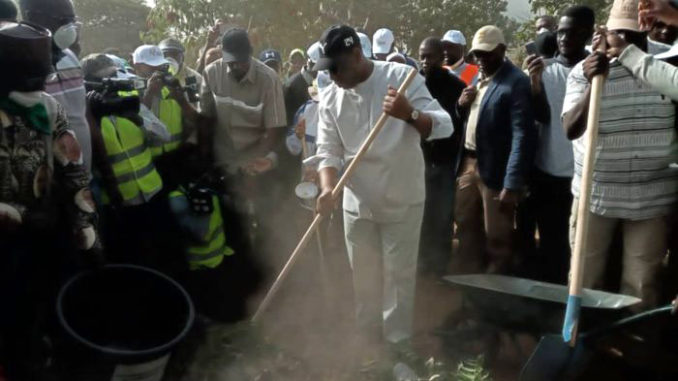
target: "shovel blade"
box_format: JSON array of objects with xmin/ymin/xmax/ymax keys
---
[{"xmin": 520, "ymin": 335, "xmax": 592, "ymax": 381}]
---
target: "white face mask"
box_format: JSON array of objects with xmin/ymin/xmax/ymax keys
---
[
  {"xmin": 9, "ymin": 91, "xmax": 43, "ymax": 107},
  {"xmin": 54, "ymin": 22, "xmax": 79, "ymax": 50}
]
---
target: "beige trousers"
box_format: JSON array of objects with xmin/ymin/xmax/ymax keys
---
[
  {"xmin": 569, "ymin": 198, "xmax": 668, "ymax": 310},
  {"xmin": 454, "ymin": 156, "xmax": 516, "ymax": 273}
]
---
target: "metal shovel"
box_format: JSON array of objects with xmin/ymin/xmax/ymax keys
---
[{"xmin": 520, "ymin": 305, "xmax": 675, "ymax": 381}]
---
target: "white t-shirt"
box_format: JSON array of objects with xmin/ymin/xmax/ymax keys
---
[
  {"xmin": 316, "ymin": 61, "xmax": 453, "ymax": 221},
  {"xmin": 536, "ymin": 58, "xmax": 575, "ymax": 178}
]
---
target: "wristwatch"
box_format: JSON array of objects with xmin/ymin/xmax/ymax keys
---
[{"xmin": 407, "ymin": 109, "xmax": 420, "ymax": 124}]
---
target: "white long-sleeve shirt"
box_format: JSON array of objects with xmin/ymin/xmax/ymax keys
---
[
  {"xmin": 316, "ymin": 61, "xmax": 454, "ymax": 222},
  {"xmin": 619, "ymin": 44, "xmax": 678, "ymax": 101}
]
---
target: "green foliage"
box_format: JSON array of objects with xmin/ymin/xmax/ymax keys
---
[
  {"xmin": 145, "ymin": 0, "xmax": 520, "ymax": 68},
  {"xmin": 381, "ymin": 355, "xmax": 494, "ymax": 381},
  {"xmin": 74, "ymin": 0, "xmax": 150, "ymax": 58},
  {"xmin": 529, "ymin": 0, "xmax": 613, "ymax": 22},
  {"xmin": 455, "ymin": 356, "xmax": 493, "ymax": 381}
]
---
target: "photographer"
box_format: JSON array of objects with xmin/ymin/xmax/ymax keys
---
[
  {"xmin": 81, "ymin": 53, "xmax": 180, "ymax": 271},
  {"xmin": 159, "ymin": 38, "xmax": 203, "ymax": 110},
  {"xmin": 132, "ymin": 45, "xmax": 202, "ymax": 190}
]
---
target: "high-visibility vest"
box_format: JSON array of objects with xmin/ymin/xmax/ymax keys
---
[
  {"xmin": 152, "ymin": 87, "xmax": 183, "ymax": 157},
  {"xmin": 169, "ymin": 189, "xmax": 235, "ymax": 270},
  {"xmin": 100, "ymin": 116, "xmax": 163, "ymax": 206}
]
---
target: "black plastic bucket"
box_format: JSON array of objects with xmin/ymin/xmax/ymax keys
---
[{"xmin": 56, "ymin": 264, "xmax": 194, "ymax": 381}]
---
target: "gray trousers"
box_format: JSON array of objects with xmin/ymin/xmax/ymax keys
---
[{"xmin": 343, "ymin": 204, "xmax": 424, "ymax": 344}]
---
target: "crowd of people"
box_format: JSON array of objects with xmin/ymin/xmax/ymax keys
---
[{"xmin": 1, "ymin": 0, "xmax": 678, "ymax": 378}]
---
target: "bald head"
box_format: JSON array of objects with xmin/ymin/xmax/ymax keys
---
[{"xmin": 419, "ymin": 37, "xmax": 444, "ymax": 76}]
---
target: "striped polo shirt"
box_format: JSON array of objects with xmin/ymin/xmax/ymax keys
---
[
  {"xmin": 45, "ymin": 49, "xmax": 92, "ymax": 171},
  {"xmin": 562, "ymin": 60, "xmax": 678, "ymax": 220}
]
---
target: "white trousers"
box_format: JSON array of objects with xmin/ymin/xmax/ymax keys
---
[{"xmin": 343, "ymin": 204, "xmax": 424, "ymax": 344}]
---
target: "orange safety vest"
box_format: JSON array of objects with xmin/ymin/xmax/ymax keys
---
[
  {"xmin": 459, "ymin": 64, "xmax": 479, "ymax": 86},
  {"xmin": 445, "ymin": 63, "xmax": 479, "ymax": 86}
]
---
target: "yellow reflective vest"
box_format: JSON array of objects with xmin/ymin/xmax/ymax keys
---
[
  {"xmin": 169, "ymin": 189, "xmax": 234, "ymax": 270},
  {"xmin": 152, "ymin": 87, "xmax": 183, "ymax": 157},
  {"xmin": 100, "ymin": 116, "xmax": 163, "ymax": 206}
]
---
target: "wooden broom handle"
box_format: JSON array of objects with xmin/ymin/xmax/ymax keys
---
[{"xmin": 567, "ymin": 73, "xmax": 605, "ymax": 345}]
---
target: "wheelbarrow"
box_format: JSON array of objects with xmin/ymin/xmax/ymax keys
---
[
  {"xmin": 436, "ymin": 275, "xmax": 641, "ymax": 358},
  {"xmin": 441, "ymin": 274, "xmax": 640, "ymax": 336}
]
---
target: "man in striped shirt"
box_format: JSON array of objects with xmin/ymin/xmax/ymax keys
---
[
  {"xmin": 562, "ymin": 0, "xmax": 678, "ymax": 309},
  {"xmin": 21, "ymin": 0, "xmax": 92, "ymax": 170}
]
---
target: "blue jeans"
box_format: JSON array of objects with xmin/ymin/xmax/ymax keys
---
[{"xmin": 419, "ymin": 164, "xmax": 456, "ymax": 275}]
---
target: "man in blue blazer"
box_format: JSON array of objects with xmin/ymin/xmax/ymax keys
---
[{"xmin": 453, "ymin": 25, "xmax": 536, "ymax": 274}]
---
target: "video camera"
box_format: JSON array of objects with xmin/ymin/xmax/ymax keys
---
[
  {"xmin": 184, "ymin": 75, "xmax": 200, "ymax": 103},
  {"xmin": 157, "ymin": 67, "xmax": 179, "ymax": 88},
  {"xmin": 85, "ymin": 77, "xmax": 146, "ymax": 117},
  {"xmin": 156, "ymin": 67, "xmax": 200, "ymax": 103},
  {"xmin": 85, "ymin": 77, "xmax": 145, "ymax": 94}
]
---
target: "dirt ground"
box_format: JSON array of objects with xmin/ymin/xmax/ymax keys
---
[{"xmin": 177, "ymin": 233, "xmax": 537, "ymax": 381}]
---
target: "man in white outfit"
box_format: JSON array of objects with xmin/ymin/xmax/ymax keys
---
[{"xmin": 314, "ymin": 25, "xmax": 454, "ymax": 345}]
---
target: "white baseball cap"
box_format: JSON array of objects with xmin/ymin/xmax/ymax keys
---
[
  {"xmin": 133, "ymin": 45, "xmax": 169, "ymax": 67},
  {"xmin": 357, "ymin": 32, "xmax": 372, "ymax": 58},
  {"xmin": 372, "ymin": 28, "xmax": 394, "ymax": 55},
  {"xmin": 307, "ymin": 41, "xmax": 322, "ymax": 64},
  {"xmin": 442, "ymin": 30, "xmax": 467, "ymax": 46}
]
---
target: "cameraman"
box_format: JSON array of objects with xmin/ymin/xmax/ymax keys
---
[
  {"xmin": 159, "ymin": 38, "xmax": 203, "ymax": 110},
  {"xmin": 81, "ymin": 53, "xmax": 180, "ymax": 271},
  {"xmin": 132, "ymin": 45, "xmax": 202, "ymax": 190}
]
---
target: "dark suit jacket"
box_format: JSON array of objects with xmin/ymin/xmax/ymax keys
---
[
  {"xmin": 283, "ymin": 71, "xmax": 311, "ymax": 127},
  {"xmin": 421, "ymin": 66, "xmax": 466, "ymax": 169},
  {"xmin": 460, "ymin": 60, "xmax": 536, "ymax": 191}
]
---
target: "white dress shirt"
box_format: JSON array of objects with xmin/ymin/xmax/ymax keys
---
[{"xmin": 316, "ymin": 61, "xmax": 454, "ymax": 222}]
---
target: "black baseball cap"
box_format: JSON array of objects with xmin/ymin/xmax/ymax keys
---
[
  {"xmin": 259, "ymin": 49, "xmax": 282, "ymax": 64},
  {"xmin": 313, "ymin": 25, "xmax": 361, "ymax": 71},
  {"xmin": 221, "ymin": 28, "xmax": 252, "ymax": 63}
]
